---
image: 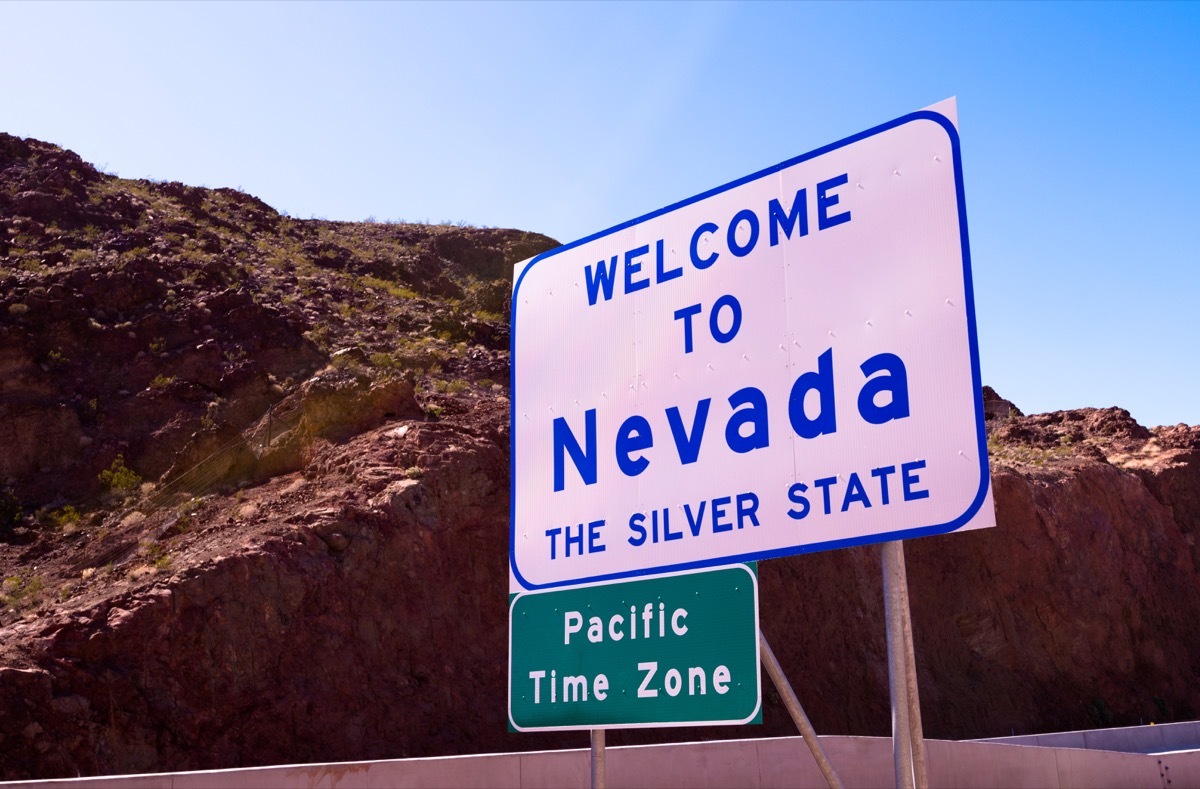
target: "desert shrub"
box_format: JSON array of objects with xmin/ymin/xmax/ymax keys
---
[
  {"xmin": 369, "ymin": 352, "xmax": 400, "ymax": 369},
  {"xmin": 49, "ymin": 505, "xmax": 81, "ymax": 529},
  {"xmin": 142, "ymin": 541, "xmax": 173, "ymax": 571},
  {"xmin": 99, "ymin": 455, "xmax": 141, "ymax": 492},
  {"xmin": 0, "ymin": 489, "xmax": 21, "ymax": 534},
  {"xmin": 173, "ymin": 498, "xmax": 201, "ymax": 533},
  {"xmin": 361, "ymin": 275, "xmax": 419, "ymax": 300},
  {"xmin": 1087, "ymin": 697, "xmax": 1114, "ymax": 728},
  {"xmin": 1, "ymin": 574, "xmax": 44, "ymax": 608}
]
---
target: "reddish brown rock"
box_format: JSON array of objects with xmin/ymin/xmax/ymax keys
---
[
  {"xmin": 1, "ymin": 398, "xmax": 1199, "ymax": 780},
  {"xmin": 2, "ymin": 133, "xmax": 1199, "ymax": 781}
]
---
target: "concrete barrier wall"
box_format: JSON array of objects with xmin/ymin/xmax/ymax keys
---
[
  {"xmin": 977, "ymin": 719, "xmax": 1200, "ymax": 754},
  {"xmin": 5, "ymin": 732, "xmax": 1199, "ymax": 789}
]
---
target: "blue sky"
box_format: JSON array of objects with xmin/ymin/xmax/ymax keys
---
[{"xmin": 4, "ymin": 1, "xmax": 1198, "ymax": 427}]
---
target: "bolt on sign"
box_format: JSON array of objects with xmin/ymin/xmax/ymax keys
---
[
  {"xmin": 509, "ymin": 564, "xmax": 760, "ymax": 731},
  {"xmin": 510, "ymin": 98, "xmax": 993, "ymax": 592}
]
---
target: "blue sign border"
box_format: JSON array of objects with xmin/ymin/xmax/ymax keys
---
[{"xmin": 510, "ymin": 109, "xmax": 988, "ymax": 591}]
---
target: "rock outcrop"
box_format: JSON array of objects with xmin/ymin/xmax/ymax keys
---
[{"xmin": 2, "ymin": 133, "xmax": 1199, "ymax": 780}]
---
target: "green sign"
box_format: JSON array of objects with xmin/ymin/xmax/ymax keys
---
[{"xmin": 508, "ymin": 565, "xmax": 760, "ymax": 731}]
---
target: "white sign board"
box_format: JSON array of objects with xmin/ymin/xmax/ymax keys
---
[{"xmin": 511, "ymin": 99, "xmax": 993, "ymax": 591}]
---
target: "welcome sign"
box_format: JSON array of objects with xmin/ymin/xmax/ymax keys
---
[{"xmin": 511, "ymin": 99, "xmax": 992, "ymax": 591}]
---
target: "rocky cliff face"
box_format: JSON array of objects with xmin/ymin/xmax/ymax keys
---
[
  {"xmin": 2, "ymin": 135, "xmax": 1199, "ymax": 780},
  {"xmin": 0, "ymin": 132, "xmax": 550, "ymax": 508}
]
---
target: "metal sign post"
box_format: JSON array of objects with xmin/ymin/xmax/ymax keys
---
[
  {"xmin": 590, "ymin": 729, "xmax": 606, "ymax": 789},
  {"xmin": 759, "ymin": 632, "xmax": 844, "ymax": 789},
  {"xmin": 897, "ymin": 543, "xmax": 929, "ymax": 787},
  {"xmin": 883, "ymin": 540, "xmax": 927, "ymax": 788}
]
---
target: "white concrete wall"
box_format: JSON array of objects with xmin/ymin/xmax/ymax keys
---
[
  {"xmin": 5, "ymin": 731, "xmax": 1199, "ymax": 789},
  {"xmin": 977, "ymin": 719, "xmax": 1200, "ymax": 754}
]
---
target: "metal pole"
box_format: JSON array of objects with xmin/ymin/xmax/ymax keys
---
[
  {"xmin": 590, "ymin": 728, "xmax": 606, "ymax": 789},
  {"xmin": 759, "ymin": 631, "xmax": 845, "ymax": 789},
  {"xmin": 895, "ymin": 543, "xmax": 929, "ymax": 788},
  {"xmin": 883, "ymin": 541, "xmax": 916, "ymax": 789}
]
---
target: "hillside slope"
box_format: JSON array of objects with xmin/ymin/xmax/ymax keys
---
[{"xmin": 1, "ymin": 134, "xmax": 1198, "ymax": 780}]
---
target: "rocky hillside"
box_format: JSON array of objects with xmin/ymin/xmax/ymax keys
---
[{"xmin": 1, "ymin": 134, "xmax": 1199, "ymax": 780}]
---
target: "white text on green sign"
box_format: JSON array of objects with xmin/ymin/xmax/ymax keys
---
[{"xmin": 508, "ymin": 565, "xmax": 760, "ymax": 731}]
